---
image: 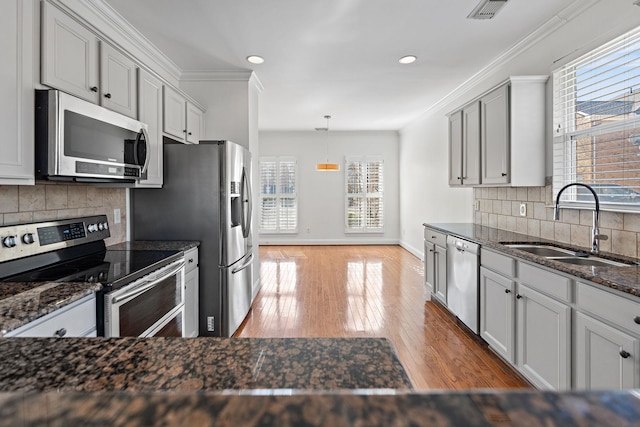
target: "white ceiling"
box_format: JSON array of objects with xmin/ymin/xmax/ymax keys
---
[{"xmin": 104, "ymin": 0, "xmax": 577, "ymax": 131}]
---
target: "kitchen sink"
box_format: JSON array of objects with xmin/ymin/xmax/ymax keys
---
[
  {"xmin": 550, "ymin": 256, "xmax": 630, "ymax": 267},
  {"xmin": 504, "ymin": 243, "xmax": 635, "ymax": 267},
  {"xmin": 504, "ymin": 244, "xmax": 577, "ymax": 257}
]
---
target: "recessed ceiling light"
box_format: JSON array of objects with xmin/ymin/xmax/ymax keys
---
[
  {"xmin": 246, "ymin": 55, "xmax": 264, "ymax": 64},
  {"xmin": 398, "ymin": 55, "xmax": 417, "ymax": 65}
]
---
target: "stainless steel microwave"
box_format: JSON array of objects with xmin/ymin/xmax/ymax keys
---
[{"xmin": 35, "ymin": 89, "xmax": 149, "ymax": 183}]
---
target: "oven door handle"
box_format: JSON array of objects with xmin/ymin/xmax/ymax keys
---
[{"xmin": 111, "ymin": 260, "xmax": 185, "ymax": 304}]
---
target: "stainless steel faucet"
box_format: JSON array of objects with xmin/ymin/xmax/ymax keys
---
[{"xmin": 554, "ymin": 183, "xmax": 608, "ymax": 254}]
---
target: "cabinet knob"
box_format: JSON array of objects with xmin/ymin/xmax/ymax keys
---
[
  {"xmin": 54, "ymin": 328, "xmax": 67, "ymax": 337},
  {"xmin": 501, "ymin": 173, "xmax": 507, "ymax": 177},
  {"xmin": 504, "ymin": 289, "xmax": 511, "ymax": 294},
  {"xmin": 188, "ymin": 132, "xmax": 192, "ymax": 136},
  {"xmin": 429, "ymin": 249, "xmax": 434, "ymax": 253},
  {"xmin": 457, "ymin": 177, "xmax": 461, "ymax": 180},
  {"xmin": 634, "ymin": 316, "xmax": 640, "ymax": 325},
  {"xmin": 188, "ymin": 258, "xmax": 194, "ymax": 263},
  {"xmin": 90, "ymin": 86, "xmax": 98, "ymax": 92},
  {"xmin": 104, "ymin": 93, "xmax": 112, "ymax": 99},
  {"xmin": 183, "ymin": 129, "xmax": 187, "ymax": 133},
  {"xmin": 620, "ymin": 350, "xmax": 631, "ymax": 359},
  {"xmin": 516, "ymin": 294, "xmax": 523, "ymax": 299}
]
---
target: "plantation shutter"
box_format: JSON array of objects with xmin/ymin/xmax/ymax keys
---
[
  {"xmin": 345, "ymin": 157, "xmax": 384, "ymax": 232},
  {"xmin": 553, "ymin": 26, "xmax": 640, "ymax": 208},
  {"xmin": 259, "ymin": 157, "xmax": 297, "ymax": 233}
]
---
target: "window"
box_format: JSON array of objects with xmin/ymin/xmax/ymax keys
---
[
  {"xmin": 345, "ymin": 156, "xmax": 384, "ymax": 232},
  {"xmin": 553, "ymin": 26, "xmax": 640, "ymax": 209},
  {"xmin": 259, "ymin": 157, "xmax": 297, "ymax": 233}
]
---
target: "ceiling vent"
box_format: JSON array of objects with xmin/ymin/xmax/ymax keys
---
[{"xmin": 467, "ymin": 0, "xmax": 508, "ymax": 20}]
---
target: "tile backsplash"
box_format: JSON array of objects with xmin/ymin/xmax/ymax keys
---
[
  {"xmin": 0, "ymin": 182, "xmax": 127, "ymax": 246},
  {"xmin": 474, "ymin": 180, "xmax": 640, "ymax": 259}
]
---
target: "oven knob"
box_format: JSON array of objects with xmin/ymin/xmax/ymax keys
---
[
  {"xmin": 102, "ymin": 222, "xmax": 109, "ymax": 230},
  {"xmin": 2, "ymin": 236, "xmax": 17, "ymax": 248},
  {"xmin": 98, "ymin": 222, "xmax": 108, "ymax": 231},
  {"xmin": 22, "ymin": 233, "xmax": 35, "ymax": 244},
  {"xmin": 87, "ymin": 224, "xmax": 98, "ymax": 233}
]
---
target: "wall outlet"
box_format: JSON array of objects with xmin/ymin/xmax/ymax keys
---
[
  {"xmin": 519, "ymin": 203, "xmax": 527, "ymax": 217},
  {"xmin": 113, "ymin": 208, "xmax": 121, "ymax": 224}
]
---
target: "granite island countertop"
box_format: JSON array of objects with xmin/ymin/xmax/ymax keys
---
[
  {"xmin": 0, "ymin": 337, "xmax": 412, "ymax": 392},
  {"xmin": 424, "ymin": 222, "xmax": 640, "ymax": 298},
  {"xmin": 107, "ymin": 240, "xmax": 200, "ymax": 252}
]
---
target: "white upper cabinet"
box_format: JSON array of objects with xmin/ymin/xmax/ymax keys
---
[
  {"xmin": 41, "ymin": 1, "xmax": 138, "ymax": 118},
  {"xmin": 99, "ymin": 42, "xmax": 138, "ymax": 118},
  {"xmin": 41, "ymin": 0, "xmax": 100, "ymax": 104},
  {"xmin": 135, "ymin": 68, "xmax": 163, "ymax": 188},
  {"xmin": 163, "ymin": 85, "xmax": 204, "ymax": 144},
  {"xmin": 0, "ymin": 0, "xmax": 35, "ymax": 185},
  {"xmin": 481, "ymin": 84, "xmax": 510, "ymax": 185},
  {"xmin": 448, "ymin": 76, "xmax": 547, "ymax": 187},
  {"xmin": 186, "ymin": 102, "xmax": 203, "ymax": 144}
]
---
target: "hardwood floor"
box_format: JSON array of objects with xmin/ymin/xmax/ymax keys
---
[{"xmin": 236, "ymin": 245, "xmax": 530, "ymax": 390}]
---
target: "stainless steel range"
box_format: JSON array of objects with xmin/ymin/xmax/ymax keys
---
[{"xmin": 0, "ymin": 215, "xmax": 185, "ymax": 337}]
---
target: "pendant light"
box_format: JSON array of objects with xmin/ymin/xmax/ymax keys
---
[{"xmin": 316, "ymin": 115, "xmax": 340, "ymax": 171}]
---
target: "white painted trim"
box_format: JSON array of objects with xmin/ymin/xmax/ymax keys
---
[
  {"xmin": 181, "ymin": 70, "xmax": 254, "ymax": 81},
  {"xmin": 420, "ymin": 0, "xmax": 599, "ymax": 118},
  {"xmin": 399, "ymin": 240, "xmax": 423, "ymax": 261}
]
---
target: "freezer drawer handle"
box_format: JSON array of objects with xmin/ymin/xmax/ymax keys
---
[{"xmin": 232, "ymin": 253, "xmax": 254, "ymax": 274}]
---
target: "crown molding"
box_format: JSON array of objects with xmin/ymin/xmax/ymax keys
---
[
  {"xmin": 55, "ymin": 0, "xmax": 182, "ymax": 85},
  {"xmin": 421, "ymin": 0, "xmax": 599, "ymax": 118},
  {"xmin": 181, "ymin": 70, "xmax": 255, "ymax": 81}
]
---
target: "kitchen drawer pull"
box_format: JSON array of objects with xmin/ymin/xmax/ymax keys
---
[
  {"xmin": 516, "ymin": 294, "xmax": 523, "ymax": 299},
  {"xmin": 501, "ymin": 173, "xmax": 507, "ymax": 177},
  {"xmin": 104, "ymin": 93, "xmax": 112, "ymax": 99},
  {"xmin": 620, "ymin": 350, "xmax": 631, "ymax": 359},
  {"xmin": 90, "ymin": 86, "xmax": 98, "ymax": 92},
  {"xmin": 504, "ymin": 289, "xmax": 511, "ymax": 294},
  {"xmin": 54, "ymin": 328, "xmax": 67, "ymax": 337},
  {"xmin": 634, "ymin": 316, "xmax": 640, "ymax": 325}
]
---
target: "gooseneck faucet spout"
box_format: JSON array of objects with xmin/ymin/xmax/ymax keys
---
[{"xmin": 554, "ymin": 183, "xmax": 607, "ymax": 254}]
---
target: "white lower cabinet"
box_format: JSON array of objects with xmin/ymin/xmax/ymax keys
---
[
  {"xmin": 5, "ymin": 294, "xmax": 96, "ymax": 338},
  {"xmin": 183, "ymin": 247, "xmax": 199, "ymax": 337},
  {"xmin": 574, "ymin": 311, "xmax": 639, "ymax": 389},
  {"xmin": 516, "ymin": 284, "xmax": 571, "ymax": 390},
  {"xmin": 480, "ymin": 266, "xmax": 515, "ymax": 363},
  {"xmin": 423, "ymin": 227, "xmax": 447, "ymax": 304}
]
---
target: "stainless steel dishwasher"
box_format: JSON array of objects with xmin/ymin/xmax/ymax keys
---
[{"xmin": 446, "ymin": 235, "xmax": 480, "ymax": 334}]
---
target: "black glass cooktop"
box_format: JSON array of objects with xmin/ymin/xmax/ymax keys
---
[{"xmin": 2, "ymin": 249, "xmax": 181, "ymax": 289}]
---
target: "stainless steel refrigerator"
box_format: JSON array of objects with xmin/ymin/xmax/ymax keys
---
[{"xmin": 132, "ymin": 140, "xmax": 254, "ymax": 337}]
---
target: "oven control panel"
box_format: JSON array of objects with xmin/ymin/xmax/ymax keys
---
[{"xmin": 0, "ymin": 215, "xmax": 110, "ymax": 263}]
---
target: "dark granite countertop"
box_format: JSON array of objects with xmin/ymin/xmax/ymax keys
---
[
  {"xmin": 0, "ymin": 337, "xmax": 412, "ymax": 392},
  {"xmin": 424, "ymin": 222, "xmax": 640, "ymax": 298},
  {"xmin": 107, "ymin": 240, "xmax": 200, "ymax": 252},
  {"xmin": 1, "ymin": 389, "xmax": 639, "ymax": 426},
  {"xmin": 0, "ymin": 282, "xmax": 101, "ymax": 336}
]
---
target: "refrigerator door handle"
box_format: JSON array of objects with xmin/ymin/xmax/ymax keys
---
[
  {"xmin": 231, "ymin": 252, "xmax": 254, "ymax": 274},
  {"xmin": 241, "ymin": 166, "xmax": 252, "ymax": 239}
]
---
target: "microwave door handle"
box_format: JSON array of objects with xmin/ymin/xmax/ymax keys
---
[
  {"xmin": 138, "ymin": 128, "xmax": 150, "ymax": 175},
  {"xmin": 111, "ymin": 261, "xmax": 185, "ymax": 304}
]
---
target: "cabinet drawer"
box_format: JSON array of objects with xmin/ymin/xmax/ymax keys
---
[
  {"xmin": 481, "ymin": 248, "xmax": 516, "ymax": 278},
  {"xmin": 424, "ymin": 228, "xmax": 447, "ymax": 246},
  {"xmin": 519, "ymin": 262, "xmax": 572, "ymax": 303},
  {"xmin": 576, "ymin": 282, "xmax": 640, "ymax": 335},
  {"xmin": 6, "ymin": 294, "xmax": 96, "ymax": 337},
  {"xmin": 184, "ymin": 247, "xmax": 199, "ymax": 273}
]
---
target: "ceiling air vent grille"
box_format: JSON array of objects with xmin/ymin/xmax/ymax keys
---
[{"xmin": 467, "ymin": 0, "xmax": 508, "ymax": 20}]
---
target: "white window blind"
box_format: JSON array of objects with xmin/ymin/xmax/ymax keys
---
[
  {"xmin": 345, "ymin": 157, "xmax": 384, "ymax": 232},
  {"xmin": 259, "ymin": 157, "xmax": 297, "ymax": 233},
  {"xmin": 553, "ymin": 26, "xmax": 640, "ymax": 208}
]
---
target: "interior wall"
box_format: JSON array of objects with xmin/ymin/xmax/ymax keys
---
[
  {"xmin": 399, "ymin": 0, "xmax": 640, "ymax": 259},
  {"xmin": 259, "ymin": 130, "xmax": 400, "ymax": 244}
]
